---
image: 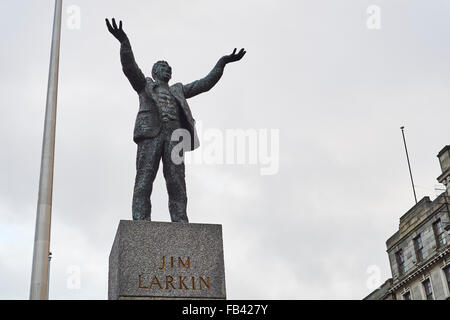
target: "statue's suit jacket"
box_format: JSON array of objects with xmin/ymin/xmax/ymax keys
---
[{"xmin": 120, "ymin": 38, "xmax": 226, "ymax": 151}]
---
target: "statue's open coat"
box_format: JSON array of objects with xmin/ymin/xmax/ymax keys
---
[{"xmin": 120, "ymin": 38, "xmax": 226, "ymax": 151}]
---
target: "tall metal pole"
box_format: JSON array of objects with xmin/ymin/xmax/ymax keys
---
[
  {"xmin": 400, "ymin": 126, "xmax": 418, "ymax": 204},
  {"xmin": 30, "ymin": 0, "xmax": 63, "ymax": 300}
]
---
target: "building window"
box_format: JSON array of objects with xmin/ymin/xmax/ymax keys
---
[
  {"xmin": 444, "ymin": 265, "xmax": 450, "ymax": 292},
  {"xmin": 395, "ymin": 249, "xmax": 406, "ymax": 276},
  {"xmin": 422, "ymin": 279, "xmax": 434, "ymax": 300},
  {"xmin": 413, "ymin": 235, "xmax": 425, "ymax": 262},
  {"xmin": 402, "ymin": 291, "xmax": 411, "ymax": 300},
  {"xmin": 433, "ymin": 219, "xmax": 447, "ymax": 248}
]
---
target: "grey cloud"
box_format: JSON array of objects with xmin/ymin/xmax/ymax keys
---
[{"xmin": 0, "ymin": 0, "xmax": 448, "ymax": 299}]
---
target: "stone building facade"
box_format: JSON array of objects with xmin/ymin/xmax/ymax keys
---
[{"xmin": 365, "ymin": 145, "xmax": 450, "ymax": 300}]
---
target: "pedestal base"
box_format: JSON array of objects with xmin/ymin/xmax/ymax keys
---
[{"xmin": 108, "ymin": 220, "xmax": 226, "ymax": 300}]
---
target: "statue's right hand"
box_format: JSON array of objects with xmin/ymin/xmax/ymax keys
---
[{"xmin": 105, "ymin": 18, "xmax": 127, "ymax": 43}]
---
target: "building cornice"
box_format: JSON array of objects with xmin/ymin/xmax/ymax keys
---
[{"xmin": 389, "ymin": 246, "xmax": 449, "ymax": 292}]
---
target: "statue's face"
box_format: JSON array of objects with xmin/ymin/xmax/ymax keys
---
[{"xmin": 153, "ymin": 61, "xmax": 172, "ymax": 82}]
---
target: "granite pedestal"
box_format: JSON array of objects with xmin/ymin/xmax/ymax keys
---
[{"xmin": 108, "ymin": 220, "xmax": 226, "ymax": 300}]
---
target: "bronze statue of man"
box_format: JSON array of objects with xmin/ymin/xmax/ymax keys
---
[{"xmin": 106, "ymin": 18, "xmax": 246, "ymax": 222}]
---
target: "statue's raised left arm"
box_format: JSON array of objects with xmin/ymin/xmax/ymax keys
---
[{"xmin": 183, "ymin": 48, "xmax": 246, "ymax": 99}]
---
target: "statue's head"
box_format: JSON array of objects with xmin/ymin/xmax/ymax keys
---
[{"xmin": 152, "ymin": 60, "xmax": 172, "ymax": 83}]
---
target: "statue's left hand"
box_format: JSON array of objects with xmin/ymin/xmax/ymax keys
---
[{"xmin": 223, "ymin": 48, "xmax": 246, "ymax": 64}]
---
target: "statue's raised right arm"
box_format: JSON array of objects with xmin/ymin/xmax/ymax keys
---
[{"xmin": 106, "ymin": 18, "xmax": 146, "ymax": 93}]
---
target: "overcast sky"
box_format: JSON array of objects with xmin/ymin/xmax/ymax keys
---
[{"xmin": 0, "ymin": 0, "xmax": 449, "ymax": 299}]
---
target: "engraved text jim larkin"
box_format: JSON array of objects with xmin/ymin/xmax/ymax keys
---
[{"xmin": 138, "ymin": 256, "xmax": 211, "ymax": 291}]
